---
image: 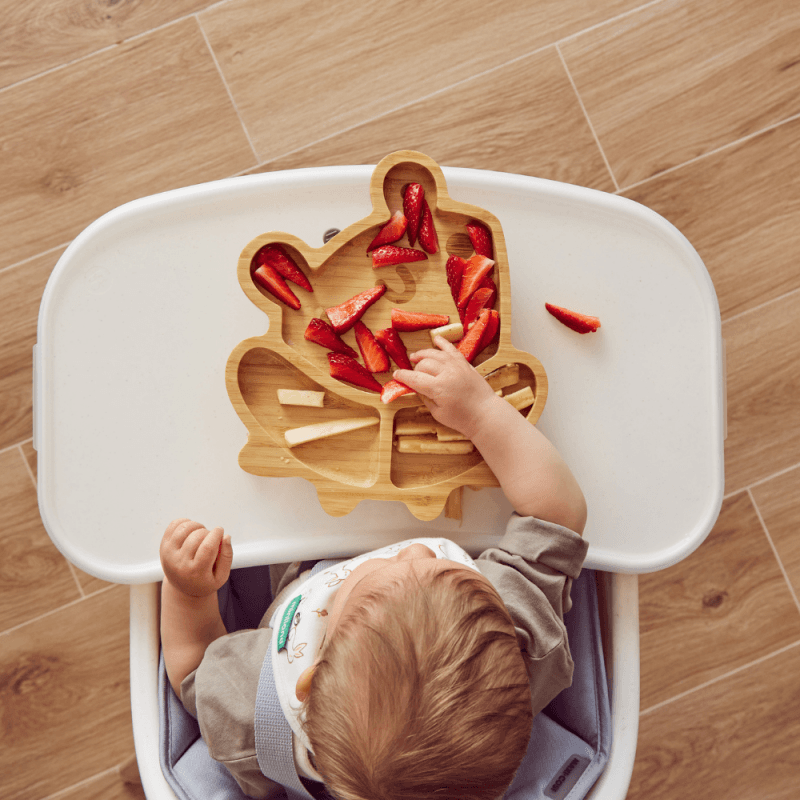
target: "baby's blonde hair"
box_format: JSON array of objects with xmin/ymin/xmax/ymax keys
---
[{"xmin": 302, "ymin": 568, "xmax": 533, "ymax": 800}]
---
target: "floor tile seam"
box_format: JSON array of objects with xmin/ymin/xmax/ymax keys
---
[
  {"xmin": 720, "ymin": 284, "xmax": 800, "ymax": 327},
  {"xmin": 639, "ymin": 637, "xmax": 800, "ymax": 717},
  {"xmin": 0, "ymin": 583, "xmax": 116, "ymax": 639},
  {"xmin": 0, "ymin": 243, "xmax": 70, "ymax": 277},
  {"xmin": 747, "ymin": 488, "xmax": 800, "ymax": 616},
  {"xmin": 614, "ymin": 109, "xmax": 800, "ymax": 196},
  {"xmin": 0, "ymin": 437, "xmax": 33, "ymax": 457},
  {"xmin": 39, "ymin": 763, "xmax": 122, "ymax": 800},
  {"xmin": 557, "ymin": 0, "xmax": 669, "ymax": 47},
  {"xmin": 194, "ymin": 14, "xmax": 261, "ymax": 165},
  {"xmin": 555, "ymin": 44, "xmax": 620, "ymax": 191},
  {"xmin": 723, "ymin": 462, "xmax": 800, "ymax": 501}
]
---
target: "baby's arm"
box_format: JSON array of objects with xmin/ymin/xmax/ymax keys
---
[
  {"xmin": 159, "ymin": 519, "xmax": 234, "ymax": 695},
  {"xmin": 394, "ymin": 338, "xmax": 587, "ymax": 533}
]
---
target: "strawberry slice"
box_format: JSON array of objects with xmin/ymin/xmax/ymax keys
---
[
  {"xmin": 253, "ymin": 244, "xmax": 313, "ymax": 293},
  {"xmin": 403, "ymin": 183, "xmax": 424, "ymax": 246},
  {"xmin": 463, "ymin": 287, "xmax": 495, "ymax": 329},
  {"xmin": 304, "ymin": 318, "xmax": 358, "ymax": 358},
  {"xmin": 381, "ymin": 378, "xmax": 415, "ymax": 404},
  {"xmin": 328, "ymin": 353, "xmax": 383, "ymax": 393},
  {"xmin": 418, "ymin": 200, "xmax": 439, "ymax": 254},
  {"xmin": 545, "ymin": 303, "xmax": 601, "ymax": 334},
  {"xmin": 354, "ymin": 321, "xmax": 390, "ymax": 373},
  {"xmin": 325, "ymin": 284, "xmax": 386, "ymax": 333},
  {"xmin": 252, "ymin": 263, "xmax": 301, "ymax": 310},
  {"xmin": 457, "ymin": 309, "xmax": 491, "ymax": 362},
  {"xmin": 446, "ymin": 255, "xmax": 466, "ymax": 303},
  {"xmin": 372, "ymin": 245, "xmax": 428, "ymax": 269},
  {"xmin": 374, "ymin": 328, "xmax": 412, "ymax": 369},
  {"xmin": 391, "ymin": 308, "xmax": 449, "ymax": 332},
  {"xmin": 466, "ymin": 220, "xmax": 493, "ymax": 259},
  {"xmin": 367, "ymin": 210, "xmax": 408, "ymax": 251},
  {"xmin": 480, "ymin": 309, "xmax": 500, "ymax": 350},
  {"xmin": 457, "ymin": 254, "xmax": 495, "ymax": 309}
]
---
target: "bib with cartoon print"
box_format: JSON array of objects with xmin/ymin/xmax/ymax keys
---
[{"xmin": 268, "ymin": 537, "xmax": 481, "ymax": 758}]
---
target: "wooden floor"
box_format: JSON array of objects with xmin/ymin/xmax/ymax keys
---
[{"xmin": 2, "ymin": 1, "xmax": 799, "ymax": 797}]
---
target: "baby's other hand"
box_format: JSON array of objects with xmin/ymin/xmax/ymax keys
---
[
  {"xmin": 159, "ymin": 519, "xmax": 233, "ymax": 597},
  {"xmin": 393, "ymin": 337, "xmax": 499, "ymax": 439}
]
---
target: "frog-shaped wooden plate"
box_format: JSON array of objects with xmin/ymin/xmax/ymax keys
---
[{"xmin": 225, "ymin": 151, "xmax": 547, "ymax": 520}]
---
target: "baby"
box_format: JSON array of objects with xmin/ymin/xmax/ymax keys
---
[{"xmin": 160, "ymin": 337, "xmax": 588, "ymax": 800}]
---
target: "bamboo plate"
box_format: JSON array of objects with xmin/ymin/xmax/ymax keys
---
[{"xmin": 225, "ymin": 151, "xmax": 547, "ymax": 520}]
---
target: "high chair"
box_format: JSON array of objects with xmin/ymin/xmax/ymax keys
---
[{"xmin": 35, "ymin": 162, "xmax": 725, "ymax": 799}]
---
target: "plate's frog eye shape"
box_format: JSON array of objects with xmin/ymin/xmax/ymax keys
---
[{"xmin": 226, "ymin": 151, "xmax": 548, "ymax": 521}]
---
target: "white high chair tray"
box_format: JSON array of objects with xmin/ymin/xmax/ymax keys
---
[{"xmin": 35, "ymin": 166, "xmax": 724, "ymax": 583}]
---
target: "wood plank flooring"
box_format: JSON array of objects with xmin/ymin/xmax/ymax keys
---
[{"xmin": 1, "ymin": 1, "xmax": 798, "ymax": 797}]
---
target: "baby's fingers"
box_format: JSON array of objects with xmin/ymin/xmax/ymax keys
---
[
  {"xmin": 393, "ymin": 369, "xmax": 437, "ymax": 396},
  {"xmin": 195, "ymin": 526, "xmax": 225, "ymax": 569}
]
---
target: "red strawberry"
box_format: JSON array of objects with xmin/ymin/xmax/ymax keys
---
[
  {"xmin": 252, "ymin": 263, "xmax": 301, "ymax": 310},
  {"xmin": 325, "ymin": 284, "xmax": 386, "ymax": 333},
  {"xmin": 372, "ymin": 245, "xmax": 428, "ymax": 269},
  {"xmin": 480, "ymin": 309, "xmax": 500, "ymax": 349},
  {"xmin": 381, "ymin": 378, "xmax": 415, "ymax": 404},
  {"xmin": 304, "ymin": 318, "xmax": 358, "ymax": 358},
  {"xmin": 457, "ymin": 309, "xmax": 491, "ymax": 362},
  {"xmin": 403, "ymin": 183, "xmax": 424, "ymax": 246},
  {"xmin": 445, "ymin": 255, "xmax": 466, "ymax": 304},
  {"xmin": 418, "ymin": 200, "xmax": 439, "ymax": 254},
  {"xmin": 253, "ymin": 244, "xmax": 313, "ymax": 293},
  {"xmin": 545, "ymin": 303, "xmax": 601, "ymax": 334},
  {"xmin": 367, "ymin": 210, "xmax": 408, "ymax": 251},
  {"xmin": 478, "ymin": 274, "xmax": 497, "ymax": 299},
  {"xmin": 354, "ymin": 321, "xmax": 390, "ymax": 373},
  {"xmin": 463, "ymin": 287, "xmax": 495, "ymax": 329},
  {"xmin": 328, "ymin": 353, "xmax": 383, "ymax": 393},
  {"xmin": 457, "ymin": 255, "xmax": 495, "ymax": 309},
  {"xmin": 391, "ymin": 308, "xmax": 449, "ymax": 332},
  {"xmin": 466, "ymin": 220, "xmax": 493, "ymax": 259},
  {"xmin": 374, "ymin": 328, "xmax": 412, "ymax": 369}
]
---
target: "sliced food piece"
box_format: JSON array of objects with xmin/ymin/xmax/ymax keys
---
[
  {"xmin": 429, "ymin": 322, "xmax": 464, "ymax": 344},
  {"xmin": 285, "ymin": 416, "xmax": 378, "ymax": 448},
  {"xmin": 463, "ymin": 287, "xmax": 495, "ymax": 329},
  {"xmin": 395, "ymin": 436, "xmax": 474, "ymax": 454},
  {"xmin": 480, "ymin": 309, "xmax": 500, "ymax": 349},
  {"xmin": 381, "ymin": 378, "xmax": 415, "ymax": 404},
  {"xmin": 504, "ymin": 385, "xmax": 535, "ymax": 411},
  {"xmin": 545, "ymin": 303, "xmax": 601, "ymax": 333},
  {"xmin": 436, "ymin": 424, "xmax": 469, "ymax": 442},
  {"xmin": 391, "ymin": 308, "xmax": 449, "ymax": 332},
  {"xmin": 395, "ymin": 419, "xmax": 437, "ymax": 436},
  {"xmin": 325, "ymin": 284, "xmax": 386, "ymax": 333},
  {"xmin": 457, "ymin": 255, "xmax": 495, "ymax": 309},
  {"xmin": 304, "ymin": 318, "xmax": 358, "ymax": 358},
  {"xmin": 253, "ymin": 244, "xmax": 313, "ymax": 292},
  {"xmin": 456, "ymin": 308, "xmax": 491, "ymax": 362},
  {"xmin": 372, "ymin": 244, "xmax": 428, "ymax": 269},
  {"xmin": 252, "ymin": 263, "xmax": 301, "ymax": 310},
  {"xmin": 403, "ymin": 183, "xmax": 425, "ymax": 246},
  {"xmin": 466, "ymin": 220, "xmax": 494, "ymax": 259},
  {"xmin": 328, "ymin": 353, "xmax": 383, "ymax": 392},
  {"xmin": 418, "ymin": 199, "xmax": 439, "ymax": 254},
  {"xmin": 367, "ymin": 210, "xmax": 408, "ymax": 251},
  {"xmin": 485, "ymin": 363, "xmax": 520, "ymax": 391},
  {"xmin": 277, "ymin": 389, "xmax": 325, "ymax": 407},
  {"xmin": 374, "ymin": 327, "xmax": 412, "ymax": 369},
  {"xmin": 354, "ymin": 321, "xmax": 390, "ymax": 373},
  {"xmin": 445, "ymin": 255, "xmax": 467, "ymax": 309}
]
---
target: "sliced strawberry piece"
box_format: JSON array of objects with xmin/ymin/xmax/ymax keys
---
[
  {"xmin": 328, "ymin": 353, "xmax": 383, "ymax": 393},
  {"xmin": 445, "ymin": 255, "xmax": 466, "ymax": 303},
  {"xmin": 252, "ymin": 263, "xmax": 301, "ymax": 310},
  {"xmin": 372, "ymin": 245, "xmax": 428, "ymax": 269},
  {"xmin": 418, "ymin": 200, "xmax": 439, "ymax": 254},
  {"xmin": 374, "ymin": 328, "xmax": 412, "ymax": 369},
  {"xmin": 325, "ymin": 284, "xmax": 386, "ymax": 333},
  {"xmin": 304, "ymin": 318, "xmax": 358, "ymax": 358},
  {"xmin": 253, "ymin": 244, "xmax": 313, "ymax": 293},
  {"xmin": 391, "ymin": 308, "xmax": 449, "ymax": 332},
  {"xmin": 478, "ymin": 274, "xmax": 497, "ymax": 299},
  {"xmin": 545, "ymin": 303, "xmax": 601, "ymax": 334},
  {"xmin": 457, "ymin": 309, "xmax": 491, "ymax": 362},
  {"xmin": 354, "ymin": 321, "xmax": 390, "ymax": 373},
  {"xmin": 367, "ymin": 210, "xmax": 408, "ymax": 251},
  {"xmin": 403, "ymin": 183, "xmax": 424, "ymax": 246},
  {"xmin": 480, "ymin": 309, "xmax": 500, "ymax": 350},
  {"xmin": 466, "ymin": 220, "xmax": 493, "ymax": 259},
  {"xmin": 381, "ymin": 378, "xmax": 415, "ymax": 404},
  {"xmin": 457, "ymin": 255, "xmax": 495, "ymax": 309},
  {"xmin": 463, "ymin": 287, "xmax": 495, "ymax": 329}
]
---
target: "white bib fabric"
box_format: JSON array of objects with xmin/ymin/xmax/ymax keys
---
[{"xmin": 268, "ymin": 537, "xmax": 480, "ymax": 762}]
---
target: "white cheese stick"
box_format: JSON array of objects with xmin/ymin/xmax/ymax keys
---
[
  {"xmin": 436, "ymin": 425, "xmax": 469, "ymax": 442},
  {"xmin": 284, "ymin": 417, "xmax": 378, "ymax": 448},
  {"xmin": 485, "ymin": 363, "xmax": 520, "ymax": 391},
  {"xmin": 395, "ymin": 436, "xmax": 474, "ymax": 454},
  {"xmin": 504, "ymin": 385, "xmax": 535, "ymax": 410},
  {"xmin": 429, "ymin": 322, "xmax": 464, "ymax": 344},
  {"xmin": 395, "ymin": 419, "xmax": 438, "ymax": 436},
  {"xmin": 277, "ymin": 389, "xmax": 325, "ymax": 407}
]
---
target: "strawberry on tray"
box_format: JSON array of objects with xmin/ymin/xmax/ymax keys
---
[
  {"xmin": 368, "ymin": 210, "xmax": 407, "ymax": 251},
  {"xmin": 354, "ymin": 321, "xmax": 390, "ymax": 373},
  {"xmin": 374, "ymin": 327, "xmax": 412, "ymax": 369},
  {"xmin": 458, "ymin": 254, "xmax": 495, "ymax": 309},
  {"xmin": 325, "ymin": 284, "xmax": 386, "ymax": 333},
  {"xmin": 304, "ymin": 318, "xmax": 358, "ymax": 358},
  {"xmin": 372, "ymin": 244, "xmax": 428, "ymax": 269},
  {"xmin": 252, "ymin": 262, "xmax": 301, "ymax": 310},
  {"xmin": 418, "ymin": 200, "xmax": 439, "ymax": 254},
  {"xmin": 466, "ymin": 220, "xmax": 493, "ymax": 259},
  {"xmin": 403, "ymin": 183, "xmax": 424, "ymax": 246},
  {"xmin": 381, "ymin": 378, "xmax": 415, "ymax": 404},
  {"xmin": 391, "ymin": 308, "xmax": 450, "ymax": 332},
  {"xmin": 254, "ymin": 244, "xmax": 313, "ymax": 292},
  {"xmin": 327, "ymin": 353, "xmax": 383, "ymax": 392}
]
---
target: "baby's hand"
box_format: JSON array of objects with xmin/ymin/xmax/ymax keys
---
[
  {"xmin": 159, "ymin": 519, "xmax": 233, "ymax": 598},
  {"xmin": 393, "ymin": 337, "xmax": 499, "ymax": 439}
]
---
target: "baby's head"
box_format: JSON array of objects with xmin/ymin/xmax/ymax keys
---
[{"xmin": 299, "ymin": 544, "xmax": 533, "ymax": 800}]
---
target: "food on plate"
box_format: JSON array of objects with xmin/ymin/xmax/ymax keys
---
[
  {"xmin": 304, "ymin": 318, "xmax": 358, "ymax": 358},
  {"xmin": 457, "ymin": 255, "xmax": 495, "ymax": 309},
  {"xmin": 374, "ymin": 327, "xmax": 412, "ymax": 369},
  {"xmin": 391, "ymin": 308, "xmax": 449, "ymax": 332},
  {"xmin": 395, "ymin": 419, "xmax": 438, "ymax": 436},
  {"xmin": 380, "ymin": 378, "xmax": 415, "ymax": 404},
  {"xmin": 545, "ymin": 303, "xmax": 601, "ymax": 333},
  {"xmin": 436, "ymin": 425, "xmax": 468, "ymax": 442},
  {"xmin": 372, "ymin": 244, "xmax": 428, "ymax": 269},
  {"xmin": 480, "ymin": 309, "xmax": 500, "ymax": 349},
  {"xmin": 466, "ymin": 220, "xmax": 493, "ymax": 259},
  {"xmin": 284, "ymin": 417, "xmax": 379, "ymax": 448},
  {"xmin": 456, "ymin": 308, "xmax": 492, "ymax": 362},
  {"xmin": 353, "ymin": 321, "xmax": 390, "ymax": 373},
  {"xmin": 395, "ymin": 436, "xmax": 474, "ymax": 454},
  {"xmin": 327, "ymin": 353, "xmax": 383, "ymax": 392},
  {"xmin": 277, "ymin": 389, "xmax": 325, "ymax": 407},
  {"xmin": 252, "ymin": 262, "xmax": 301, "ymax": 310},
  {"xmin": 485, "ymin": 363, "xmax": 520, "ymax": 391},
  {"xmin": 429, "ymin": 322, "xmax": 464, "ymax": 344},
  {"xmin": 402, "ymin": 183, "xmax": 425, "ymax": 246},
  {"xmin": 445, "ymin": 255, "xmax": 466, "ymax": 308},
  {"xmin": 325, "ymin": 284, "xmax": 386, "ymax": 333},
  {"xmin": 368, "ymin": 210, "xmax": 407, "ymax": 251},
  {"xmin": 463, "ymin": 287, "xmax": 495, "ymax": 329},
  {"xmin": 418, "ymin": 200, "xmax": 439, "ymax": 254},
  {"xmin": 253, "ymin": 244, "xmax": 313, "ymax": 292},
  {"xmin": 503, "ymin": 385, "xmax": 534, "ymax": 411}
]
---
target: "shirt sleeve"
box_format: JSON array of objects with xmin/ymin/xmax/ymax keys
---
[{"xmin": 476, "ymin": 513, "xmax": 589, "ymax": 716}]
